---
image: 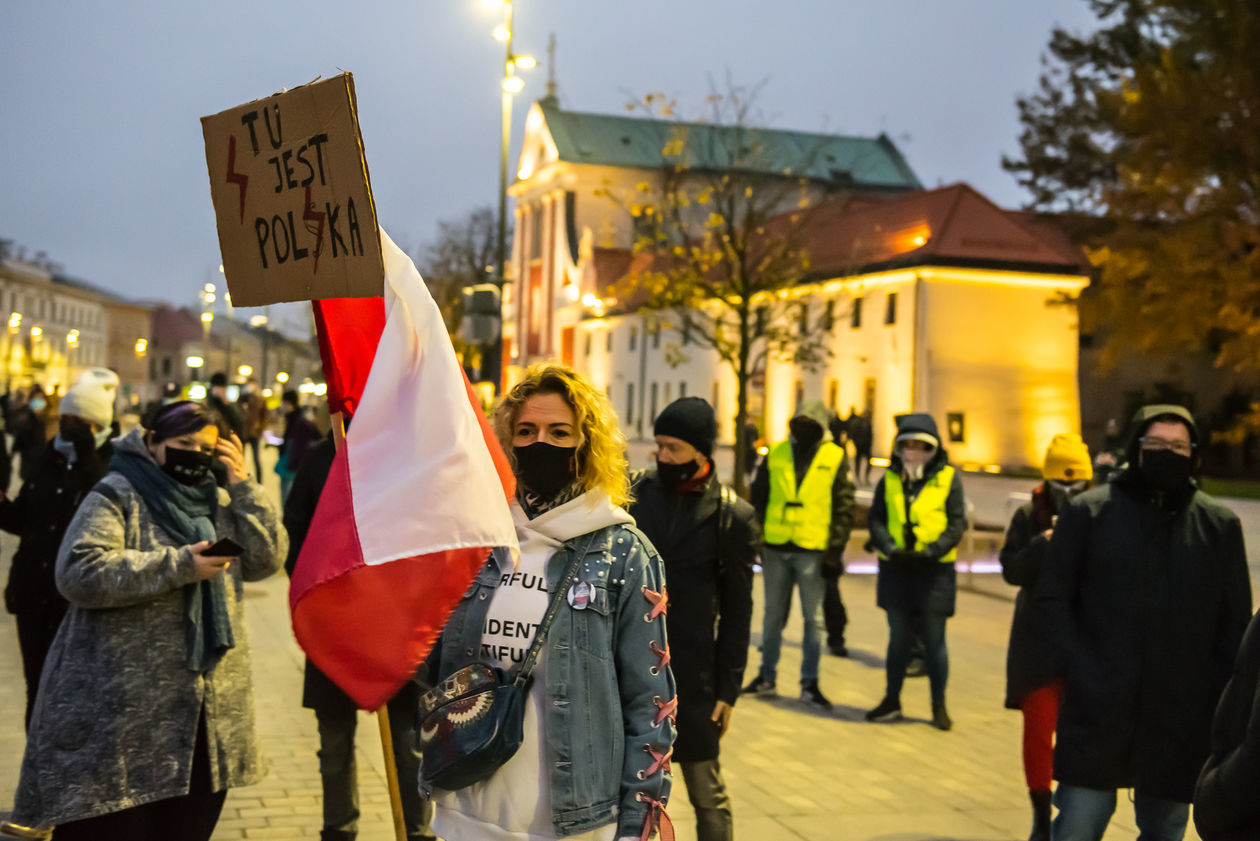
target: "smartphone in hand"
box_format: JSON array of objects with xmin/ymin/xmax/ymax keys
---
[{"xmin": 204, "ymin": 537, "xmax": 245, "ymax": 557}]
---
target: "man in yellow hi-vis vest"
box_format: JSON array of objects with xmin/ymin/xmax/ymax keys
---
[
  {"xmin": 743, "ymin": 402, "xmax": 855, "ymax": 710},
  {"xmin": 864, "ymin": 412, "xmax": 966, "ymax": 731}
]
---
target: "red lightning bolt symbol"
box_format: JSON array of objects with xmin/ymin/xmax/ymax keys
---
[
  {"xmin": 225, "ymin": 134, "xmax": 249, "ymax": 222},
  {"xmin": 302, "ymin": 186, "xmax": 325, "ymax": 273}
]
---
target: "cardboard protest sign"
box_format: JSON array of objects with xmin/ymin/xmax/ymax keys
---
[{"xmin": 202, "ymin": 73, "xmax": 383, "ymax": 307}]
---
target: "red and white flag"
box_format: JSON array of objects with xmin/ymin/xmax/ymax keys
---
[{"xmin": 290, "ymin": 230, "xmax": 517, "ymax": 710}]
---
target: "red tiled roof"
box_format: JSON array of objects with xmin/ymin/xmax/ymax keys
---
[
  {"xmin": 586, "ymin": 183, "xmax": 1089, "ymax": 295},
  {"xmin": 802, "ymin": 183, "xmax": 1086, "ymax": 276}
]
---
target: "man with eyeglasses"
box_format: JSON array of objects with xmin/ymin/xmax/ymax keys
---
[{"xmin": 1039, "ymin": 405, "xmax": 1253, "ymax": 841}]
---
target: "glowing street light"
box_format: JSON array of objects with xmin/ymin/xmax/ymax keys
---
[
  {"xmin": 186, "ymin": 355, "xmax": 205, "ymax": 369},
  {"xmin": 476, "ymin": 0, "xmax": 533, "ymax": 393},
  {"xmin": 66, "ymin": 329, "xmax": 79, "ymax": 348},
  {"xmin": 275, "ymin": 371, "xmax": 289, "ymax": 384},
  {"xmin": 201, "ymin": 312, "xmax": 214, "ymax": 324},
  {"xmin": 30, "ymin": 326, "xmax": 42, "ymax": 340},
  {"xmin": 8, "ymin": 312, "xmax": 21, "ymax": 333},
  {"xmin": 238, "ymin": 364, "xmax": 253, "ymax": 378},
  {"xmin": 134, "ymin": 338, "xmax": 148, "ymax": 357}
]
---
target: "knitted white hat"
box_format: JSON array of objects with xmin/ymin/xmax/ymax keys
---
[
  {"xmin": 75, "ymin": 367, "xmax": 120, "ymax": 393},
  {"xmin": 60, "ymin": 376, "xmax": 116, "ymax": 429}
]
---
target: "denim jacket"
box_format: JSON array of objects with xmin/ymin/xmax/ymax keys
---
[{"xmin": 429, "ymin": 522, "xmax": 677, "ymax": 838}]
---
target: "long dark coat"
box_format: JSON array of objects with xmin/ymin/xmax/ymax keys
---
[
  {"xmin": 999, "ymin": 484, "xmax": 1059, "ymax": 708},
  {"xmin": 1195, "ymin": 609, "xmax": 1260, "ymax": 841},
  {"xmin": 1039, "ymin": 469, "xmax": 1252, "ymax": 802},
  {"xmin": 628, "ymin": 466, "xmax": 757, "ymax": 762},
  {"xmin": 2, "ymin": 437, "xmax": 113, "ymax": 618}
]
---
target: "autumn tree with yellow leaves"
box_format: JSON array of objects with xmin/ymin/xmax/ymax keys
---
[
  {"xmin": 1005, "ymin": 0, "xmax": 1260, "ymax": 377},
  {"xmin": 598, "ymin": 85, "xmax": 854, "ymax": 490}
]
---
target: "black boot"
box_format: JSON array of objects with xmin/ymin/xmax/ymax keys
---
[
  {"xmin": 320, "ymin": 831, "xmax": 356, "ymax": 841},
  {"xmin": 1028, "ymin": 789, "xmax": 1052, "ymax": 841}
]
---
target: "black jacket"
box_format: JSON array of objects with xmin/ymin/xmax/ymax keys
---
[
  {"xmin": 1195, "ymin": 610, "xmax": 1260, "ymax": 841},
  {"xmin": 2, "ymin": 437, "xmax": 113, "ymax": 617},
  {"xmin": 868, "ymin": 414, "xmax": 966, "ymax": 616},
  {"xmin": 1039, "ymin": 407, "xmax": 1252, "ymax": 801},
  {"xmin": 282, "ymin": 435, "xmax": 357, "ymax": 715},
  {"xmin": 999, "ymin": 484, "xmax": 1059, "ymax": 708},
  {"xmin": 629, "ymin": 466, "xmax": 758, "ymax": 762}
]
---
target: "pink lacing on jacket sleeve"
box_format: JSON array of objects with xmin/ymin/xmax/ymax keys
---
[
  {"xmin": 649, "ymin": 640, "xmax": 671, "ymax": 675},
  {"xmin": 635, "ymin": 793, "xmax": 676, "ymax": 841},
  {"xmin": 641, "ymin": 586, "xmax": 668, "ymax": 621},
  {"xmin": 639, "ymin": 744, "xmax": 672, "ymax": 778},
  {"xmin": 652, "ymin": 694, "xmax": 678, "ymax": 726}
]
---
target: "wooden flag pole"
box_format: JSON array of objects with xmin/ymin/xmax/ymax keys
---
[{"xmin": 330, "ymin": 412, "xmax": 408, "ymax": 841}]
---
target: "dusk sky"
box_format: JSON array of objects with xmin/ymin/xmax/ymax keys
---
[{"xmin": 1, "ymin": 0, "xmax": 1098, "ymax": 323}]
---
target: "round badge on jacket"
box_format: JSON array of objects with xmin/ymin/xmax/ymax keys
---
[{"xmin": 568, "ymin": 581, "xmax": 592, "ymax": 610}]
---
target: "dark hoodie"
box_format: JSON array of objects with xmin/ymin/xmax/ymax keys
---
[
  {"xmin": 1038, "ymin": 404, "xmax": 1252, "ymax": 802},
  {"xmin": 749, "ymin": 401, "xmax": 856, "ymax": 556},
  {"xmin": 867, "ymin": 413, "xmax": 967, "ymax": 616}
]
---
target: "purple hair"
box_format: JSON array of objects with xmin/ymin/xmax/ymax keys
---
[{"xmin": 146, "ymin": 400, "xmax": 223, "ymax": 443}]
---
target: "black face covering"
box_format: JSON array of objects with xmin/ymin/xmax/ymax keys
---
[
  {"xmin": 514, "ymin": 442, "xmax": 577, "ymax": 500},
  {"xmin": 59, "ymin": 416, "xmax": 95, "ymax": 459},
  {"xmin": 162, "ymin": 445, "xmax": 214, "ymax": 486},
  {"xmin": 1139, "ymin": 449, "xmax": 1193, "ymax": 494},
  {"xmin": 657, "ymin": 459, "xmax": 701, "ymax": 491},
  {"xmin": 789, "ymin": 420, "xmax": 823, "ymax": 449}
]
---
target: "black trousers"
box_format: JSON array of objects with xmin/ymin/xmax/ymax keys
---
[
  {"xmin": 52, "ymin": 711, "xmax": 226, "ymax": 841},
  {"xmin": 15, "ymin": 605, "xmax": 66, "ymax": 731},
  {"xmin": 822, "ymin": 572, "xmax": 848, "ymax": 649}
]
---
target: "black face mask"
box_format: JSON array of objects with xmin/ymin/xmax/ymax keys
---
[
  {"xmin": 1139, "ymin": 449, "xmax": 1193, "ymax": 494},
  {"xmin": 514, "ymin": 442, "xmax": 577, "ymax": 500},
  {"xmin": 59, "ymin": 417, "xmax": 95, "ymax": 453},
  {"xmin": 657, "ymin": 459, "xmax": 701, "ymax": 491},
  {"xmin": 790, "ymin": 420, "xmax": 823, "ymax": 449},
  {"xmin": 162, "ymin": 446, "xmax": 214, "ymax": 486}
]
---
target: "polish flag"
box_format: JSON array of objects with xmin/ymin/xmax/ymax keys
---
[
  {"xmin": 289, "ymin": 230, "xmax": 517, "ymax": 710},
  {"xmin": 312, "ymin": 295, "xmax": 387, "ymax": 419}
]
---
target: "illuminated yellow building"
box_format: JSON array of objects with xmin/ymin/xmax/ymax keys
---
[{"xmin": 508, "ymin": 102, "xmax": 1089, "ymax": 469}]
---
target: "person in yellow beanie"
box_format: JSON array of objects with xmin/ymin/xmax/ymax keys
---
[{"xmin": 999, "ymin": 433, "xmax": 1092, "ymax": 841}]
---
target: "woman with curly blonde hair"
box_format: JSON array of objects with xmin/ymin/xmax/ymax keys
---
[{"xmin": 427, "ymin": 363, "xmax": 678, "ymax": 841}]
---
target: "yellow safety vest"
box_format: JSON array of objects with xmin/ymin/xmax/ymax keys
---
[
  {"xmin": 763, "ymin": 440, "xmax": 844, "ymax": 550},
  {"xmin": 881, "ymin": 465, "xmax": 958, "ymax": 562}
]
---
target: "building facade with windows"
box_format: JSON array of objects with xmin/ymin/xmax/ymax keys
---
[
  {"xmin": 0, "ymin": 248, "xmax": 112, "ymax": 394},
  {"xmin": 503, "ymin": 99, "xmax": 922, "ymax": 383},
  {"xmin": 541, "ymin": 181, "xmax": 1090, "ymax": 468},
  {"xmin": 504, "ymin": 103, "xmax": 1090, "ymax": 468}
]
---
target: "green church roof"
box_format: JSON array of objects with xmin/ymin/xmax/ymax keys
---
[{"xmin": 539, "ymin": 102, "xmax": 921, "ymax": 191}]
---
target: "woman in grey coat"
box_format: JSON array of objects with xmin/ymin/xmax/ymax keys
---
[{"xmin": 4, "ymin": 401, "xmax": 287, "ymax": 840}]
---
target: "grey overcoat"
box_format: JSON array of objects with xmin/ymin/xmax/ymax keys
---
[{"xmin": 10, "ymin": 428, "xmax": 287, "ymax": 828}]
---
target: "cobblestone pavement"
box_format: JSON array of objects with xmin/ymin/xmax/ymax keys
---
[{"xmin": 0, "ymin": 450, "xmax": 1222, "ymax": 840}]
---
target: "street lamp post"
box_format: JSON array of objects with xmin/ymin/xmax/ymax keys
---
[{"xmin": 479, "ymin": 0, "xmax": 532, "ymax": 394}]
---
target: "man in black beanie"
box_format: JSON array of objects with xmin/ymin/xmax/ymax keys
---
[
  {"xmin": 630, "ymin": 397, "xmax": 758, "ymax": 841},
  {"xmin": 1039, "ymin": 405, "xmax": 1251, "ymax": 840}
]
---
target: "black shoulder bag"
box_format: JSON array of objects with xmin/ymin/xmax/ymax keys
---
[{"xmin": 417, "ymin": 534, "xmax": 591, "ymax": 794}]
